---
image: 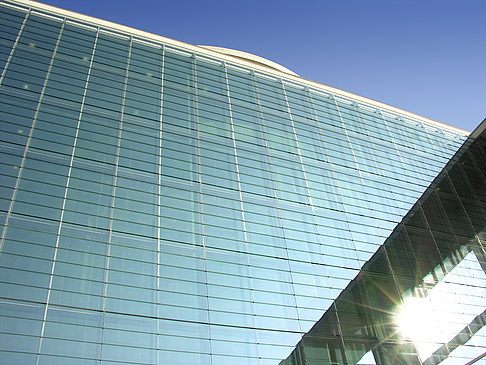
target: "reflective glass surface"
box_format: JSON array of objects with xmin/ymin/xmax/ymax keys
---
[
  {"xmin": 282, "ymin": 130, "xmax": 486, "ymax": 364},
  {"xmin": 0, "ymin": 2, "xmax": 479, "ymax": 364}
]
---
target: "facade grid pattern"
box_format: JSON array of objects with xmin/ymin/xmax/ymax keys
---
[
  {"xmin": 0, "ymin": 1, "xmax": 479, "ymax": 365},
  {"xmin": 283, "ymin": 129, "xmax": 486, "ymax": 364}
]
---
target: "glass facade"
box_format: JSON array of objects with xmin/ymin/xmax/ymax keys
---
[
  {"xmin": 282, "ymin": 127, "xmax": 486, "ymax": 365},
  {"xmin": 0, "ymin": 1, "xmax": 480, "ymax": 364}
]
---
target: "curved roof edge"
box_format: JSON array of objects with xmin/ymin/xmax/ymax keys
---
[{"xmin": 198, "ymin": 46, "xmax": 299, "ymax": 77}]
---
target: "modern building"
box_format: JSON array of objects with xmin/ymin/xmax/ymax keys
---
[
  {"xmin": 282, "ymin": 121, "xmax": 486, "ymax": 364},
  {"xmin": 0, "ymin": 0, "xmax": 483, "ymax": 364}
]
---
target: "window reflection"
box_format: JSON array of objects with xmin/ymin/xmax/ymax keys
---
[{"xmin": 397, "ymin": 250, "xmax": 486, "ymax": 363}]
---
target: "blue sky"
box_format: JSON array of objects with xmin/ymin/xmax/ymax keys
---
[{"xmin": 42, "ymin": 0, "xmax": 485, "ymax": 132}]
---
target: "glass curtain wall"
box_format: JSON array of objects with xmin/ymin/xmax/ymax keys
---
[
  {"xmin": 0, "ymin": 2, "xmax": 469, "ymax": 364},
  {"xmin": 281, "ymin": 126, "xmax": 486, "ymax": 365}
]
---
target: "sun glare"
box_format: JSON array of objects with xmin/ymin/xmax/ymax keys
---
[
  {"xmin": 397, "ymin": 296, "xmax": 437, "ymax": 342},
  {"xmin": 395, "ymin": 251, "xmax": 486, "ymax": 362}
]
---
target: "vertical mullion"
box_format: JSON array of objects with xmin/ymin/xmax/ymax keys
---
[
  {"xmin": 308, "ymin": 90, "xmax": 361, "ymax": 266},
  {"xmin": 222, "ymin": 62, "xmax": 248, "ymax": 243},
  {"xmin": 378, "ymin": 110, "xmax": 406, "ymax": 165},
  {"xmin": 157, "ymin": 43, "xmax": 165, "ymax": 364},
  {"xmin": 0, "ymin": 8, "xmax": 29, "ymax": 86},
  {"xmin": 224, "ymin": 65, "xmax": 265, "ymax": 360},
  {"xmin": 193, "ymin": 54, "xmax": 212, "ymax": 363},
  {"xmin": 193, "ymin": 55, "xmax": 204, "ymax": 250},
  {"xmin": 442, "ymin": 172, "xmax": 480, "ymax": 247},
  {"xmin": 193, "ymin": 55, "xmax": 204, "ymax": 245},
  {"xmin": 420, "ymin": 121, "xmax": 438, "ymax": 151},
  {"xmin": 251, "ymin": 72, "xmax": 302, "ymax": 335},
  {"xmin": 32, "ymin": 19, "xmax": 68, "ymax": 364},
  {"xmin": 281, "ymin": 81, "xmax": 316, "ymax": 211},
  {"xmin": 332, "ymin": 96, "xmax": 365, "ymax": 183},
  {"xmin": 332, "ymin": 301, "xmax": 349, "ymax": 364},
  {"xmin": 377, "ymin": 110, "xmax": 407, "ymax": 217},
  {"xmin": 306, "ymin": 90, "xmax": 333, "ymax": 163},
  {"xmin": 307, "ymin": 89, "xmax": 354, "ymax": 231},
  {"xmin": 99, "ymin": 35, "xmax": 133, "ymax": 360}
]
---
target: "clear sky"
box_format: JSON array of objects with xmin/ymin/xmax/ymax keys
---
[{"xmin": 41, "ymin": 0, "xmax": 485, "ymax": 133}]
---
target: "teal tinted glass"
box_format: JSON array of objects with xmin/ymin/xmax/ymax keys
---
[{"xmin": 0, "ymin": 2, "xmax": 477, "ymax": 365}]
